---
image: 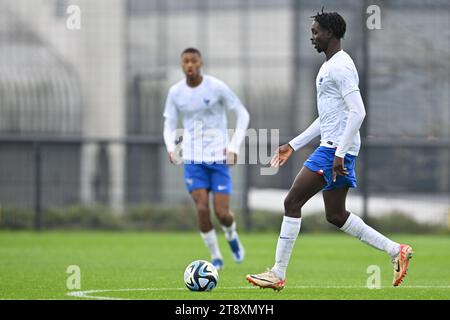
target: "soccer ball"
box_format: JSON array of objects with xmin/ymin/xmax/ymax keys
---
[{"xmin": 184, "ymin": 260, "xmax": 219, "ymax": 292}]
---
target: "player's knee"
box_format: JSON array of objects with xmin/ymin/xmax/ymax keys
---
[
  {"xmin": 196, "ymin": 203, "xmax": 210, "ymax": 217},
  {"xmin": 284, "ymin": 195, "xmax": 302, "ymax": 218},
  {"xmin": 214, "ymin": 208, "xmax": 229, "ymax": 222}
]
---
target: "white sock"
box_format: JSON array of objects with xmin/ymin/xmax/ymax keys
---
[
  {"xmin": 272, "ymin": 216, "xmax": 302, "ymax": 280},
  {"xmin": 221, "ymin": 221, "xmax": 238, "ymax": 241},
  {"xmin": 200, "ymin": 229, "xmax": 223, "ymax": 260},
  {"xmin": 340, "ymin": 213, "xmax": 401, "ymax": 258}
]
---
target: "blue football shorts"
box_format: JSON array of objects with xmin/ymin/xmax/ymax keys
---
[
  {"xmin": 183, "ymin": 163, "xmax": 232, "ymax": 195},
  {"xmin": 303, "ymin": 146, "xmax": 357, "ymax": 191}
]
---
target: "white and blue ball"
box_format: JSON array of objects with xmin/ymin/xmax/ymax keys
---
[{"xmin": 184, "ymin": 260, "xmax": 219, "ymax": 292}]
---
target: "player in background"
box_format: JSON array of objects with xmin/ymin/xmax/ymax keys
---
[
  {"xmin": 163, "ymin": 48, "xmax": 249, "ymax": 270},
  {"xmin": 246, "ymin": 9, "xmax": 413, "ymax": 290}
]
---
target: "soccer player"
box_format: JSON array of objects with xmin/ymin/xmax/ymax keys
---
[
  {"xmin": 163, "ymin": 48, "xmax": 249, "ymax": 270},
  {"xmin": 246, "ymin": 10, "xmax": 413, "ymax": 290}
]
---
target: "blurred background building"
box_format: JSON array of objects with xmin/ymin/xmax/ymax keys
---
[{"xmin": 0, "ymin": 0, "xmax": 448, "ymax": 228}]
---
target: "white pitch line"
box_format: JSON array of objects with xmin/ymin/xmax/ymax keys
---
[
  {"xmin": 67, "ymin": 288, "xmax": 186, "ymax": 300},
  {"xmin": 67, "ymin": 285, "xmax": 450, "ymax": 300}
]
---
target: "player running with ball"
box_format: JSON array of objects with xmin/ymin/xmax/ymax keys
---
[
  {"xmin": 246, "ymin": 10, "xmax": 413, "ymax": 290},
  {"xmin": 163, "ymin": 48, "xmax": 249, "ymax": 270}
]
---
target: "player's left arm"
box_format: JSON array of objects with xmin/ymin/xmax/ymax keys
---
[
  {"xmin": 220, "ymin": 82, "xmax": 250, "ymax": 165},
  {"xmin": 227, "ymin": 103, "xmax": 250, "ymax": 165},
  {"xmin": 333, "ymin": 90, "xmax": 366, "ymax": 181}
]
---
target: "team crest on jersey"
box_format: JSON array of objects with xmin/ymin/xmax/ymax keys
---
[{"xmin": 203, "ymin": 98, "xmax": 210, "ymax": 106}]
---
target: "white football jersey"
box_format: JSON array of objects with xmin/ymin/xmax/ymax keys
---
[
  {"xmin": 163, "ymin": 75, "xmax": 243, "ymax": 162},
  {"xmin": 316, "ymin": 50, "xmax": 361, "ymax": 156}
]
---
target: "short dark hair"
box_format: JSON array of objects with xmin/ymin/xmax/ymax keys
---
[
  {"xmin": 181, "ymin": 47, "xmax": 202, "ymax": 58},
  {"xmin": 311, "ymin": 8, "xmax": 346, "ymax": 39}
]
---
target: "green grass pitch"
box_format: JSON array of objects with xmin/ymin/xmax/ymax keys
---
[{"xmin": 0, "ymin": 231, "xmax": 449, "ymax": 300}]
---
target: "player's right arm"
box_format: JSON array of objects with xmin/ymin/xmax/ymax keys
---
[
  {"xmin": 270, "ymin": 118, "xmax": 320, "ymax": 167},
  {"xmin": 163, "ymin": 88, "xmax": 180, "ymax": 164}
]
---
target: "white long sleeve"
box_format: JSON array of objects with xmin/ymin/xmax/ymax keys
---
[
  {"xmin": 227, "ymin": 103, "xmax": 250, "ymax": 154},
  {"xmin": 163, "ymin": 116, "xmax": 178, "ymax": 153},
  {"xmin": 288, "ymin": 117, "xmax": 321, "ymax": 151},
  {"xmin": 335, "ymin": 91, "xmax": 366, "ymax": 158}
]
